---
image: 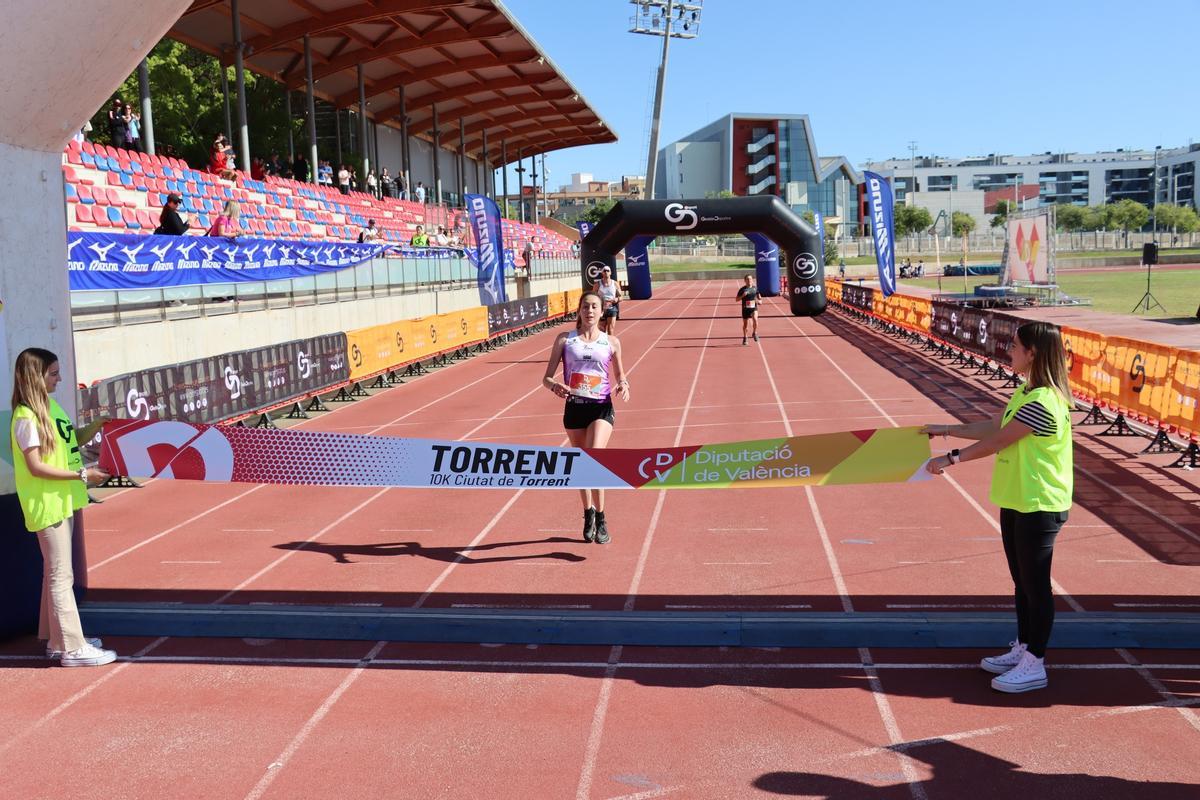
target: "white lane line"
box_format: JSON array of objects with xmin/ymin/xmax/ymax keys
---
[
  {"xmin": 89, "ymin": 484, "xmax": 267, "ymax": 572},
  {"xmin": 1114, "ymin": 647, "xmax": 1200, "ymax": 735},
  {"xmin": 1075, "ymin": 464, "xmax": 1200, "ymax": 545},
  {"xmin": 243, "ymin": 641, "xmax": 386, "ymax": 800},
  {"xmin": 604, "ymin": 785, "xmax": 683, "ymax": 800},
  {"xmin": 1115, "ymin": 602, "xmax": 1200, "ymax": 608},
  {"xmin": 764, "ymin": 301, "xmax": 928, "ymax": 799},
  {"xmin": 214, "ymin": 488, "xmax": 392, "ymax": 604},
  {"xmin": 161, "ymin": 560, "xmax": 221, "ymax": 565},
  {"xmin": 1096, "ymin": 559, "xmax": 1158, "ymax": 563},
  {"xmin": 577, "ymin": 282, "xmax": 719, "ymax": 800}
]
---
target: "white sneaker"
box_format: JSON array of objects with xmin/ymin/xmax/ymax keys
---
[
  {"xmin": 46, "ymin": 637, "xmax": 103, "ymax": 659},
  {"xmin": 59, "ymin": 643, "xmax": 118, "ymax": 668},
  {"xmin": 980, "ymin": 641, "xmax": 1026, "ymax": 674},
  {"xmin": 991, "ymin": 650, "xmax": 1047, "ymax": 693}
]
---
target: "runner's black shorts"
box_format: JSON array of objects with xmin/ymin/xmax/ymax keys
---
[
  {"xmin": 603, "ymin": 303, "xmax": 620, "ymax": 319},
  {"xmin": 741, "ymin": 306, "xmax": 758, "ymax": 319},
  {"xmin": 563, "ymin": 397, "xmax": 615, "ymax": 430}
]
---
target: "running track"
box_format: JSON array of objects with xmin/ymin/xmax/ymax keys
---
[{"xmin": 2, "ymin": 280, "xmax": 1199, "ymax": 798}]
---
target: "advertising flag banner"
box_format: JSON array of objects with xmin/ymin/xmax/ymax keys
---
[
  {"xmin": 67, "ymin": 232, "xmax": 394, "ymax": 290},
  {"xmin": 99, "ymin": 421, "xmax": 932, "ymax": 490},
  {"xmin": 1003, "ymin": 212, "xmax": 1050, "ymax": 283},
  {"xmin": 465, "ymin": 193, "xmax": 507, "ymax": 305},
  {"xmin": 863, "ymin": 171, "xmax": 896, "ymax": 297}
]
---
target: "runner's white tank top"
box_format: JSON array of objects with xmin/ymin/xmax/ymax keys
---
[
  {"xmin": 562, "ymin": 330, "xmax": 613, "ymax": 401},
  {"xmin": 597, "ymin": 279, "xmax": 618, "ymax": 304}
]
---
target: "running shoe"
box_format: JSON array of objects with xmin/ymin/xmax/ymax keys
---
[
  {"xmin": 59, "ymin": 643, "xmax": 118, "ymax": 668},
  {"xmin": 991, "ymin": 650, "xmax": 1047, "ymax": 693},
  {"xmin": 980, "ymin": 641, "xmax": 1026, "ymax": 674},
  {"xmin": 753, "ymin": 332, "xmax": 759, "ymax": 342},
  {"xmin": 742, "ymin": 337, "xmax": 747, "ymax": 346},
  {"xmin": 46, "ymin": 636, "xmax": 103, "ymax": 659},
  {"xmin": 595, "ymin": 512, "xmax": 610, "ymax": 544},
  {"xmin": 582, "ymin": 507, "xmax": 597, "ymax": 542}
]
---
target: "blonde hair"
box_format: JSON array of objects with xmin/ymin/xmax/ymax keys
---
[
  {"xmin": 223, "ymin": 200, "xmax": 240, "ymax": 222},
  {"xmin": 1016, "ymin": 322, "xmax": 1071, "ymax": 401},
  {"xmin": 11, "ymin": 348, "xmax": 58, "ymax": 460}
]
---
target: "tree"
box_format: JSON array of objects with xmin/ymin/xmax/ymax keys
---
[
  {"xmin": 705, "ymin": 190, "xmax": 737, "ymax": 199},
  {"xmin": 893, "ymin": 205, "xmax": 932, "ymax": 237},
  {"xmin": 1055, "ymin": 204, "xmax": 1087, "ymax": 231},
  {"xmin": 1153, "ymin": 204, "xmax": 1200, "ymax": 234},
  {"xmin": 581, "ymin": 199, "xmax": 618, "ymax": 224},
  {"xmin": 800, "ymin": 211, "xmax": 839, "ymax": 265},
  {"xmin": 1081, "ymin": 205, "xmax": 1107, "ymax": 231},
  {"xmin": 951, "ymin": 211, "xmax": 976, "ymax": 237},
  {"xmin": 990, "ymin": 199, "xmax": 1014, "ymax": 229},
  {"xmin": 1105, "ymin": 199, "xmax": 1150, "ymax": 233}
]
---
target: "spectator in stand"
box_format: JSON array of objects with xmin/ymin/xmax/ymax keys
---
[
  {"xmin": 434, "ymin": 225, "xmax": 450, "ymax": 247},
  {"xmin": 107, "ymin": 98, "xmax": 127, "ymax": 148},
  {"xmin": 380, "ymin": 168, "xmax": 394, "ymax": 198},
  {"xmin": 411, "ymin": 225, "xmax": 429, "ymax": 247},
  {"xmin": 268, "ymin": 153, "xmax": 283, "ymax": 177},
  {"xmin": 366, "ymin": 169, "xmax": 379, "ymax": 199},
  {"xmin": 154, "ymin": 193, "xmax": 189, "ymax": 236},
  {"xmin": 293, "ymin": 153, "xmax": 309, "ymax": 183},
  {"xmin": 210, "ymin": 134, "xmax": 236, "ymax": 180},
  {"xmin": 396, "ymin": 171, "xmax": 409, "ymax": 200},
  {"xmin": 337, "ymin": 164, "xmax": 351, "ymax": 195},
  {"xmin": 207, "ymin": 200, "xmax": 240, "ymax": 239},
  {"xmin": 415, "ymin": 181, "xmax": 426, "ymax": 205},
  {"xmin": 126, "ymin": 108, "xmax": 141, "ymax": 152},
  {"xmin": 522, "ymin": 240, "xmax": 535, "ymax": 275},
  {"xmin": 359, "ymin": 219, "xmax": 379, "ymax": 243},
  {"xmin": 250, "ymin": 157, "xmax": 266, "ymax": 181},
  {"xmin": 320, "ymin": 161, "xmax": 334, "ymax": 188}
]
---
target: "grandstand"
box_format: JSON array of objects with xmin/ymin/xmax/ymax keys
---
[{"xmin": 63, "ymin": 139, "xmax": 576, "ymax": 259}]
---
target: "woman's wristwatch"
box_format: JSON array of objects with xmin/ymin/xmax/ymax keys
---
[
  {"xmin": 947, "ymin": 449, "xmax": 961, "ymax": 465},
  {"xmin": 79, "ymin": 467, "xmax": 89, "ymax": 484}
]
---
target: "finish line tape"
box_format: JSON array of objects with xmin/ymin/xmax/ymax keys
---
[{"xmin": 99, "ymin": 420, "xmax": 931, "ymax": 490}]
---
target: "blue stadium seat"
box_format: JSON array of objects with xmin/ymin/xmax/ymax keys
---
[
  {"xmin": 120, "ymin": 173, "xmax": 134, "ymax": 188},
  {"xmin": 106, "ymin": 206, "xmax": 123, "ymax": 225},
  {"xmin": 107, "ymin": 157, "xmax": 121, "ymax": 171},
  {"xmin": 65, "ymin": 183, "xmax": 78, "ymax": 202}
]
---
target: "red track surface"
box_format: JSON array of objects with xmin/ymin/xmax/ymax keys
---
[{"xmin": 3, "ymin": 281, "xmax": 1200, "ymax": 798}]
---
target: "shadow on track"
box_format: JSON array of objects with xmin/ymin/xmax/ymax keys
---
[{"xmin": 272, "ymin": 537, "xmax": 585, "ymax": 565}]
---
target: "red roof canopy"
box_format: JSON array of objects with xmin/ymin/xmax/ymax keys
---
[{"xmin": 171, "ymin": 0, "xmax": 615, "ymax": 161}]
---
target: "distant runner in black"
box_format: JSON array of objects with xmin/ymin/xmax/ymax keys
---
[{"xmin": 735, "ymin": 275, "xmax": 761, "ymax": 345}]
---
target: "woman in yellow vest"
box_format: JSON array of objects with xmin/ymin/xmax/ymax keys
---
[
  {"xmin": 922, "ymin": 322, "xmax": 1072, "ymax": 694},
  {"xmin": 10, "ymin": 348, "xmax": 116, "ymax": 666}
]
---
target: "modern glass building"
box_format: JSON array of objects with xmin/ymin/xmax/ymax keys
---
[
  {"xmin": 654, "ymin": 113, "xmax": 861, "ymax": 232},
  {"xmin": 866, "ymin": 145, "xmax": 1200, "ymax": 210}
]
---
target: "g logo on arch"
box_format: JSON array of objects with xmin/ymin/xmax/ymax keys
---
[
  {"xmin": 585, "ymin": 261, "xmax": 608, "ymax": 281},
  {"xmin": 664, "ymin": 202, "xmax": 698, "ymax": 231},
  {"xmin": 792, "ymin": 252, "xmax": 818, "ymax": 280}
]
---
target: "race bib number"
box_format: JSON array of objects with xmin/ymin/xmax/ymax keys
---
[{"xmin": 569, "ymin": 373, "xmax": 604, "ymax": 399}]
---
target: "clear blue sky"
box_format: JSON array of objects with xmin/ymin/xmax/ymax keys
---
[{"xmin": 500, "ymin": 0, "xmax": 1198, "ymax": 190}]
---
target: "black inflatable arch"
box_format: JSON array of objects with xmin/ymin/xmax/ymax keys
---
[{"xmin": 579, "ymin": 196, "xmax": 826, "ymax": 316}]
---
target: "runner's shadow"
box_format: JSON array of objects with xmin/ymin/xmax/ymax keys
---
[
  {"xmin": 272, "ymin": 537, "xmax": 585, "ymax": 565},
  {"xmin": 754, "ymin": 739, "xmax": 1196, "ymax": 798}
]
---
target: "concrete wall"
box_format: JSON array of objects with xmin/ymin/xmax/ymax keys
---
[{"xmin": 73, "ymin": 274, "xmax": 581, "ymax": 384}]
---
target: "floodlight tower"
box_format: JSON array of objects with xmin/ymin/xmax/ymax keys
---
[{"xmin": 630, "ymin": 0, "xmax": 703, "ymax": 201}]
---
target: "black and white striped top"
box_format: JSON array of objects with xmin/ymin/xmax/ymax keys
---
[{"xmin": 1012, "ymin": 401, "xmax": 1057, "ymax": 437}]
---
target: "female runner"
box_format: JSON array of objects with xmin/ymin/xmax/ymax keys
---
[{"xmin": 541, "ymin": 292, "xmax": 630, "ymax": 543}]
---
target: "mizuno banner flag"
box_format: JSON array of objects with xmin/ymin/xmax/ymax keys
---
[
  {"xmin": 465, "ymin": 193, "xmax": 507, "ymax": 305},
  {"xmin": 99, "ymin": 420, "xmax": 931, "ymax": 490},
  {"xmin": 863, "ymin": 171, "xmax": 897, "ymax": 298}
]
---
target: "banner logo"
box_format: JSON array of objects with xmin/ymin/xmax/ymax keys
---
[
  {"xmin": 350, "ymin": 344, "xmax": 363, "ymax": 368},
  {"xmin": 297, "ymin": 350, "xmax": 312, "ymax": 378},
  {"xmin": 126, "ymin": 387, "xmax": 151, "ymax": 420},
  {"xmin": 466, "ymin": 194, "xmax": 507, "ymax": 305},
  {"xmin": 664, "ymin": 202, "xmax": 698, "ymax": 231},
  {"xmin": 224, "ymin": 366, "xmax": 242, "ymax": 400},
  {"xmin": 586, "ymin": 260, "xmax": 607, "ymax": 281},
  {"xmin": 864, "ymin": 171, "xmax": 896, "ymax": 298},
  {"xmin": 396, "ymin": 333, "xmax": 405, "ymax": 352},
  {"xmin": 792, "ymin": 252, "xmax": 818, "ymax": 280}
]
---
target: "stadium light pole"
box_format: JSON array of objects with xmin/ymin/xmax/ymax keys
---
[
  {"xmin": 137, "ymin": 59, "xmax": 155, "ymax": 156},
  {"xmin": 1152, "ymin": 145, "xmax": 1161, "ymax": 241},
  {"xmin": 501, "ymin": 139, "xmax": 509, "ymax": 214},
  {"xmin": 630, "ymin": 0, "xmax": 703, "ymax": 201},
  {"xmin": 357, "ymin": 65, "xmax": 370, "ymax": 185},
  {"xmin": 907, "ymin": 140, "xmax": 917, "ymax": 205},
  {"xmin": 304, "ymin": 34, "xmax": 318, "ymax": 184}
]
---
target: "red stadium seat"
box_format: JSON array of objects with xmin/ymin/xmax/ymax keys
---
[
  {"xmin": 74, "ymin": 204, "xmax": 95, "ymax": 225},
  {"xmin": 136, "ymin": 209, "xmax": 155, "ymax": 228},
  {"xmin": 122, "ymin": 207, "xmax": 140, "ymax": 228}
]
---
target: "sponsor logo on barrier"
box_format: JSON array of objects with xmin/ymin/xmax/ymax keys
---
[
  {"xmin": 430, "ymin": 324, "xmax": 438, "ymax": 344},
  {"xmin": 792, "ymin": 284, "xmax": 823, "ymax": 295},
  {"xmin": 126, "ymin": 387, "xmax": 151, "ymax": 420},
  {"xmin": 88, "ymin": 242, "xmax": 116, "ymax": 262},
  {"xmin": 460, "ymin": 317, "xmax": 468, "ymax": 335},
  {"xmin": 224, "ymin": 365, "xmax": 242, "ymax": 400},
  {"xmin": 664, "ymin": 202, "xmax": 698, "ymax": 231},
  {"xmin": 110, "ymin": 420, "xmax": 235, "ymax": 481},
  {"xmin": 350, "ymin": 344, "xmax": 363, "ymax": 368},
  {"xmin": 978, "ymin": 319, "xmax": 988, "ymax": 345},
  {"xmin": 297, "ymin": 350, "xmax": 312, "ymax": 379},
  {"xmin": 396, "ymin": 333, "xmax": 405, "ymax": 352},
  {"xmin": 756, "ymin": 248, "xmax": 778, "ymax": 262},
  {"xmin": 627, "ymin": 253, "xmax": 646, "ymax": 267},
  {"xmin": 1130, "ymin": 353, "xmax": 1146, "ymax": 393},
  {"xmin": 428, "ymin": 443, "xmax": 582, "ymax": 487},
  {"xmin": 792, "ymin": 252, "xmax": 818, "ymax": 280},
  {"xmin": 637, "ymin": 451, "xmax": 682, "ymax": 482}
]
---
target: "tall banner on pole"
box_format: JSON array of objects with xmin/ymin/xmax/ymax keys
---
[
  {"xmin": 863, "ymin": 171, "xmax": 896, "ymax": 298},
  {"xmin": 1002, "ymin": 210, "xmax": 1051, "ymax": 284},
  {"xmin": 466, "ymin": 193, "xmax": 507, "ymax": 305}
]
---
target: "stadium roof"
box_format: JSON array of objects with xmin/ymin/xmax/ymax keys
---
[{"xmin": 170, "ymin": 0, "xmax": 616, "ymax": 161}]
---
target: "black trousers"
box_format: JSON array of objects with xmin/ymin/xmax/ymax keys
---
[{"xmin": 1000, "ymin": 508, "xmax": 1068, "ymax": 658}]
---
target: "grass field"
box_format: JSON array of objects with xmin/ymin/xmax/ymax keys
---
[{"xmin": 904, "ymin": 269, "xmax": 1200, "ymax": 319}]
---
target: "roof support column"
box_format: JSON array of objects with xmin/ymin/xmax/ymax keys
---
[
  {"xmin": 304, "ymin": 33, "xmax": 319, "ymax": 185},
  {"xmin": 529, "ymin": 152, "xmax": 538, "ymax": 225},
  {"xmin": 515, "ymin": 149, "xmax": 525, "ymax": 223},
  {"xmin": 501, "ymin": 139, "xmax": 508, "ymax": 213},
  {"xmin": 458, "ymin": 117, "xmax": 466, "ymax": 202},
  {"xmin": 221, "ymin": 61, "xmax": 232, "ymax": 144},
  {"xmin": 357, "ymin": 64, "xmax": 369, "ymax": 187},
  {"xmin": 137, "ymin": 58, "xmax": 155, "ymax": 156},
  {"xmin": 432, "ymin": 104, "xmax": 441, "ymax": 206},
  {"xmin": 230, "ymin": 0, "xmax": 251, "ymax": 173},
  {"xmin": 335, "ymin": 108, "xmax": 342, "ymax": 167},
  {"xmin": 481, "ymin": 129, "xmax": 489, "ymax": 199},
  {"xmin": 284, "ymin": 86, "xmax": 294, "ymax": 162},
  {"xmin": 398, "ymin": 86, "xmax": 410, "ymax": 200}
]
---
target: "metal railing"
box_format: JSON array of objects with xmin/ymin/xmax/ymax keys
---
[{"xmin": 70, "ymin": 251, "xmax": 581, "ymax": 330}]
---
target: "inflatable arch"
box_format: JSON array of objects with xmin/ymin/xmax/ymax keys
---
[{"xmin": 579, "ymin": 196, "xmax": 826, "ymax": 316}]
